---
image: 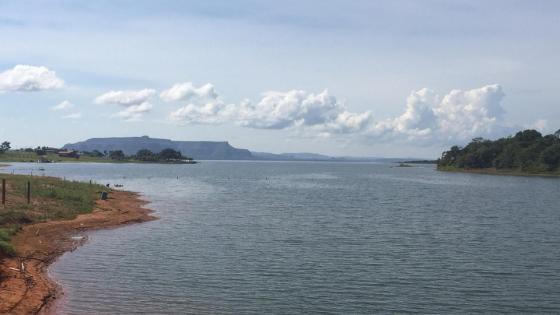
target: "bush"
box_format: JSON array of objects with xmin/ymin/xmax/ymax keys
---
[
  {"xmin": 0, "ymin": 228, "xmax": 15, "ymax": 256},
  {"xmin": 0, "ymin": 240, "xmax": 15, "ymax": 256}
]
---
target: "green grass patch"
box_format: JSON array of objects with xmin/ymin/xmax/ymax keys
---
[
  {"xmin": 0, "ymin": 150, "xmax": 194, "ymax": 164},
  {"xmin": 0, "ymin": 151, "xmax": 112, "ymax": 163},
  {"xmin": 0, "ymin": 174, "xmax": 109, "ymax": 256}
]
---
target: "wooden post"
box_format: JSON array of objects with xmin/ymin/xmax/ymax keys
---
[
  {"xmin": 2, "ymin": 178, "xmax": 5, "ymax": 205},
  {"xmin": 27, "ymin": 181, "xmax": 31, "ymax": 204}
]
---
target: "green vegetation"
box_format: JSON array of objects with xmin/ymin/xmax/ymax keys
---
[
  {"xmin": 134, "ymin": 148, "xmax": 192, "ymax": 163},
  {"xmin": 0, "ymin": 174, "xmax": 108, "ymax": 256},
  {"xmin": 0, "ymin": 226, "xmax": 18, "ymax": 256},
  {"xmin": 0, "ymin": 142, "xmax": 196, "ymax": 164},
  {"xmin": 0, "ymin": 141, "xmax": 11, "ymax": 153},
  {"xmin": 0, "ymin": 150, "xmax": 112, "ymax": 163},
  {"xmin": 438, "ymin": 129, "xmax": 560, "ymax": 175}
]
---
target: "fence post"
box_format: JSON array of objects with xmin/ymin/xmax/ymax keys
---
[
  {"xmin": 2, "ymin": 178, "xmax": 5, "ymax": 205},
  {"xmin": 27, "ymin": 181, "xmax": 31, "ymax": 204}
]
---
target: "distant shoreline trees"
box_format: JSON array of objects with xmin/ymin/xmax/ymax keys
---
[
  {"xmin": 438, "ymin": 129, "xmax": 560, "ymax": 173},
  {"xmin": 0, "ymin": 142, "xmax": 195, "ymax": 164},
  {"xmin": 84, "ymin": 148, "xmax": 193, "ymax": 163}
]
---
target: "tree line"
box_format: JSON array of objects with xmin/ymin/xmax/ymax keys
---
[
  {"xmin": 102, "ymin": 148, "xmax": 193, "ymax": 163},
  {"xmin": 0, "ymin": 142, "xmax": 194, "ymax": 163},
  {"xmin": 438, "ymin": 129, "xmax": 560, "ymax": 173}
]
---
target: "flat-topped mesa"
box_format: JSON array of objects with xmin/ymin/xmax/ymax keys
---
[{"xmin": 63, "ymin": 136, "xmax": 254, "ymax": 160}]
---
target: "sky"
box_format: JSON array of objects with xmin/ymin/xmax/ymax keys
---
[{"xmin": 0, "ymin": 0, "xmax": 559, "ymax": 158}]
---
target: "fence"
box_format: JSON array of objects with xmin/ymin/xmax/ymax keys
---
[{"xmin": 1, "ymin": 178, "xmax": 32, "ymax": 205}]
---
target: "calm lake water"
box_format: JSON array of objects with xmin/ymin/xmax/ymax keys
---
[{"xmin": 4, "ymin": 161, "xmax": 560, "ymax": 314}]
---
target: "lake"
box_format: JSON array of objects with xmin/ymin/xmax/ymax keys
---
[{"xmin": 5, "ymin": 161, "xmax": 560, "ymax": 314}]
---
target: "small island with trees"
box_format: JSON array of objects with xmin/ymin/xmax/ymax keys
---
[{"xmin": 438, "ymin": 129, "xmax": 560, "ymax": 176}]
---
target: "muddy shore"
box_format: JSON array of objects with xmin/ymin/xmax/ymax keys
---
[{"xmin": 0, "ymin": 190, "xmax": 156, "ymax": 315}]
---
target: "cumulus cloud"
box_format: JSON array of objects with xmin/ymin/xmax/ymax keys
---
[
  {"xmin": 61, "ymin": 112, "xmax": 82, "ymax": 119},
  {"xmin": 113, "ymin": 103, "xmax": 153, "ymax": 122},
  {"xmin": 170, "ymin": 102, "xmax": 233, "ymax": 124},
  {"xmin": 236, "ymin": 90, "xmax": 344, "ymax": 129},
  {"xmin": 168, "ymin": 87, "xmax": 370, "ymax": 133},
  {"xmin": 0, "ymin": 65, "xmax": 64, "ymax": 92},
  {"xmin": 168, "ymin": 83, "xmax": 513, "ymax": 145},
  {"xmin": 95, "ymin": 89, "xmax": 155, "ymax": 121},
  {"xmin": 51, "ymin": 100, "xmax": 74, "ymax": 111},
  {"xmin": 94, "ymin": 89, "xmax": 155, "ymax": 106},
  {"xmin": 369, "ymin": 84, "xmax": 510, "ymax": 143},
  {"xmin": 167, "ymin": 82, "xmax": 235, "ymax": 125},
  {"xmin": 160, "ymin": 82, "xmax": 218, "ymax": 102}
]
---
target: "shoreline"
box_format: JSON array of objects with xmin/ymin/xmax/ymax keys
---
[
  {"xmin": 0, "ymin": 189, "xmax": 157, "ymax": 315},
  {"xmin": 437, "ymin": 166, "xmax": 560, "ymax": 178}
]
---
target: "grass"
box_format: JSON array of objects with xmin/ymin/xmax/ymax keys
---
[
  {"xmin": 0, "ymin": 173, "xmax": 108, "ymax": 256},
  {"xmin": 0, "ymin": 151, "xmax": 196, "ymax": 164},
  {"xmin": 0, "ymin": 151, "xmax": 113, "ymax": 163},
  {"xmin": 437, "ymin": 165, "xmax": 560, "ymax": 177}
]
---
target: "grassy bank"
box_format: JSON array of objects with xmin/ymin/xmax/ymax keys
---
[
  {"xmin": 437, "ymin": 165, "xmax": 560, "ymax": 177},
  {"xmin": 0, "ymin": 151, "xmax": 196, "ymax": 164},
  {"xmin": 0, "ymin": 173, "xmax": 108, "ymax": 256},
  {"xmin": 0, "ymin": 151, "xmax": 110, "ymax": 163}
]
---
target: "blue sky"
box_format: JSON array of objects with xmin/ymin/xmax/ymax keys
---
[{"xmin": 0, "ymin": 0, "xmax": 558, "ymax": 157}]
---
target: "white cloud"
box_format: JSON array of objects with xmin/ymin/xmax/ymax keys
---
[
  {"xmin": 113, "ymin": 103, "xmax": 153, "ymax": 122},
  {"xmin": 94, "ymin": 89, "xmax": 155, "ymax": 106},
  {"xmin": 160, "ymin": 82, "xmax": 218, "ymax": 102},
  {"xmin": 52, "ymin": 100, "xmax": 74, "ymax": 111},
  {"xmin": 169, "ymin": 88, "xmax": 368, "ymax": 133},
  {"xmin": 168, "ymin": 83, "xmax": 513, "ymax": 145},
  {"xmin": 61, "ymin": 112, "xmax": 82, "ymax": 119},
  {"xmin": 0, "ymin": 65, "xmax": 64, "ymax": 92},
  {"xmin": 95, "ymin": 89, "xmax": 155, "ymax": 120},
  {"xmin": 169, "ymin": 102, "xmax": 233, "ymax": 124},
  {"xmin": 368, "ymin": 84, "xmax": 510, "ymax": 143},
  {"xmin": 236, "ymin": 90, "xmax": 344, "ymax": 129}
]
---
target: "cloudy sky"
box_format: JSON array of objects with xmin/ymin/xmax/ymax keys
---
[{"xmin": 0, "ymin": 0, "xmax": 558, "ymax": 158}]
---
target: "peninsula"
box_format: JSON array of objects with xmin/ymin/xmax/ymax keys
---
[{"xmin": 438, "ymin": 129, "xmax": 560, "ymax": 176}]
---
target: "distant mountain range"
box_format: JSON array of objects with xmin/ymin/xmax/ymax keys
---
[{"xmin": 63, "ymin": 136, "xmax": 423, "ymax": 161}]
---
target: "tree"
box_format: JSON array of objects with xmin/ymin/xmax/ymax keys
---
[
  {"xmin": 91, "ymin": 150, "xmax": 104, "ymax": 157},
  {"xmin": 0, "ymin": 141, "xmax": 10, "ymax": 153},
  {"xmin": 35, "ymin": 146, "xmax": 46, "ymax": 156},
  {"xmin": 494, "ymin": 145, "xmax": 515, "ymax": 169},
  {"xmin": 540, "ymin": 144, "xmax": 560, "ymax": 170},
  {"xmin": 109, "ymin": 150, "xmax": 126, "ymax": 160},
  {"xmin": 439, "ymin": 146, "xmax": 461, "ymax": 166},
  {"xmin": 514, "ymin": 129, "xmax": 542, "ymax": 147},
  {"xmin": 136, "ymin": 149, "xmax": 156, "ymax": 161},
  {"xmin": 158, "ymin": 148, "xmax": 184, "ymax": 161},
  {"xmin": 438, "ymin": 129, "xmax": 560, "ymax": 173}
]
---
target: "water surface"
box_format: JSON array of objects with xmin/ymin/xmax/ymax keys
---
[{"xmin": 5, "ymin": 162, "xmax": 560, "ymax": 313}]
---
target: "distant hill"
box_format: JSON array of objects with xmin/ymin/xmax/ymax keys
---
[
  {"xmin": 63, "ymin": 136, "xmax": 254, "ymax": 160},
  {"xmin": 63, "ymin": 136, "xmax": 425, "ymax": 162}
]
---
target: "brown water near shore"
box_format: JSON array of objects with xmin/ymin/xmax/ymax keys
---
[{"xmin": 0, "ymin": 190, "xmax": 156, "ymax": 315}]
